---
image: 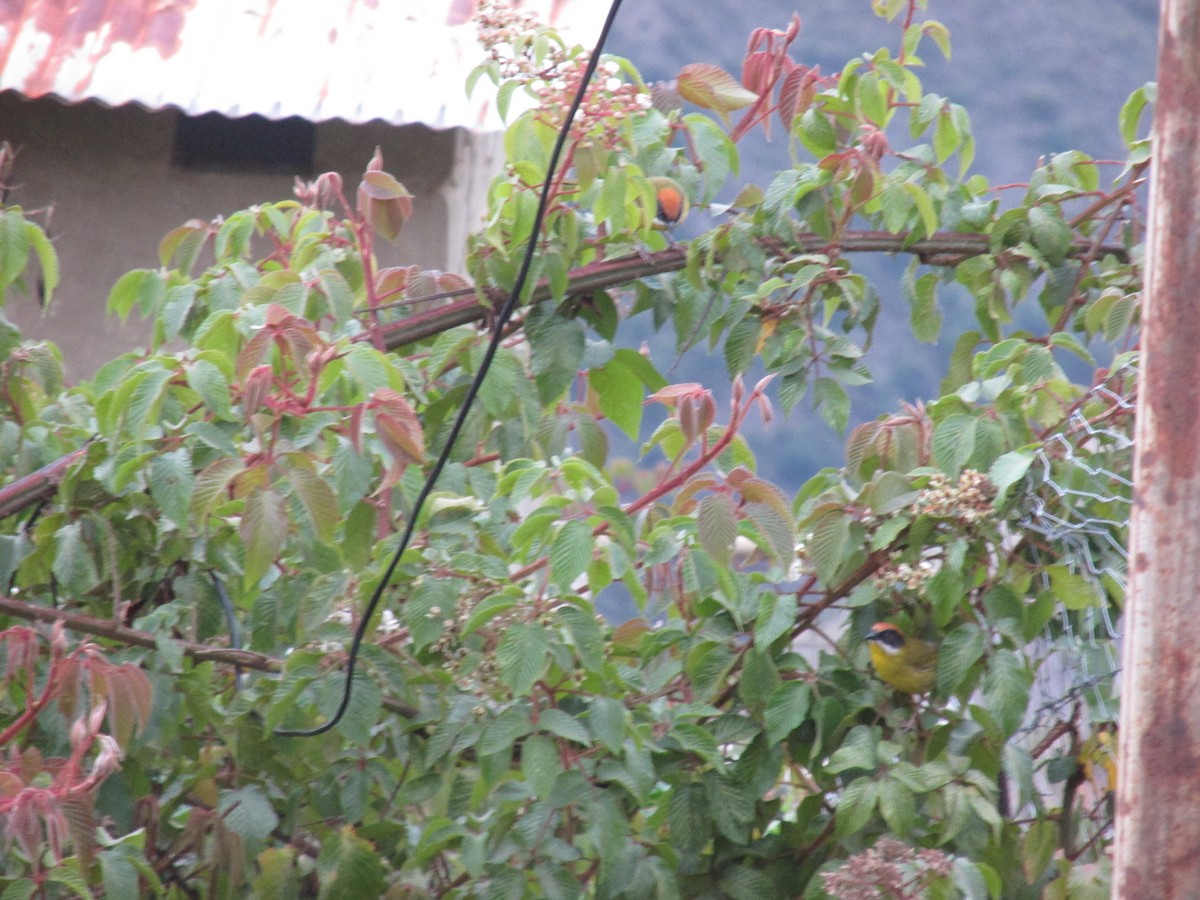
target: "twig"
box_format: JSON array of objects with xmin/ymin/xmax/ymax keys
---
[{"xmin": 0, "ymin": 595, "xmax": 420, "ymax": 719}]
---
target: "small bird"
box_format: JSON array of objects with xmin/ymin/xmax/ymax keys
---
[
  {"xmin": 648, "ymin": 176, "xmax": 689, "ymax": 228},
  {"xmin": 865, "ymin": 622, "xmax": 938, "ymax": 695}
]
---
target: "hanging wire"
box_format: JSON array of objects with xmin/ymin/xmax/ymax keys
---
[{"xmin": 277, "ymin": 0, "xmax": 627, "ymax": 737}]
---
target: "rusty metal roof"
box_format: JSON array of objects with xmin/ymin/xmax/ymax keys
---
[{"xmin": 0, "ymin": 0, "xmax": 606, "ymax": 129}]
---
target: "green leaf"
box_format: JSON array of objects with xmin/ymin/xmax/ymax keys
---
[
  {"xmin": 705, "ymin": 771, "xmax": 756, "ymax": 842},
  {"xmin": 1023, "ymin": 819, "xmax": 1058, "ymax": 885},
  {"xmin": 25, "ymin": 221, "xmax": 59, "ymax": 306},
  {"xmin": 937, "ymin": 623, "xmax": 987, "ymax": 694},
  {"xmin": 943, "ymin": 330, "xmax": 981, "ymax": 393},
  {"xmin": 720, "ymin": 866, "xmax": 777, "ymax": 900},
  {"xmin": 902, "ymin": 181, "xmax": 938, "ymax": 238},
  {"xmin": 926, "ymin": 565, "xmax": 965, "ymax": 627},
  {"xmin": 550, "ymin": 519, "xmax": 592, "ymax": 590},
  {"xmin": 539, "ymin": 708, "xmax": 591, "ymax": 745},
  {"xmin": 317, "ymin": 267, "xmax": 354, "ymax": 323},
  {"xmin": 934, "ymin": 107, "xmax": 958, "ymax": 163},
  {"xmin": 0, "ymin": 534, "xmax": 29, "ymax": 592},
  {"xmin": 835, "ymin": 776, "xmax": 878, "ymax": 837},
  {"xmin": 671, "ymin": 722, "xmax": 724, "ymax": 767},
  {"xmin": 755, "ymin": 592, "xmax": 797, "ymax": 648},
  {"xmin": 45, "ymin": 867, "xmax": 91, "ymax": 900},
  {"xmin": 697, "ymin": 494, "xmax": 737, "ymax": 566},
  {"xmin": 989, "ymin": 449, "xmax": 1034, "ymax": 504},
  {"xmin": 1103, "ymin": 293, "xmax": 1137, "ymax": 343},
  {"xmin": 724, "ymin": 316, "xmax": 760, "ymax": 376},
  {"xmin": 952, "ymin": 858, "xmax": 996, "ymax": 900},
  {"xmin": 1048, "ymin": 564, "xmax": 1103, "ymax": 610},
  {"xmin": 814, "ymin": 376, "xmax": 850, "ymax": 434},
  {"xmin": 798, "ymin": 108, "xmax": 838, "ymax": 158},
  {"xmin": 496, "ymin": 623, "xmax": 549, "ymax": 696},
  {"xmin": 0, "ymin": 208, "xmax": 30, "ymax": 291},
  {"xmin": 1048, "ymin": 330, "xmax": 1094, "ymax": 364},
  {"xmin": 241, "ymin": 487, "xmax": 288, "ymax": 588},
  {"xmin": 99, "ymin": 852, "xmax": 138, "ymax": 900},
  {"xmin": 982, "ymin": 649, "xmax": 1032, "ymax": 736},
  {"xmin": 668, "ymin": 782, "xmax": 713, "ymax": 853},
  {"xmin": 1119, "ymin": 84, "xmax": 1151, "ymax": 147},
  {"xmin": 214, "ymin": 211, "xmax": 254, "ymax": 262},
  {"xmin": 289, "ymin": 468, "xmax": 339, "ymax": 544},
  {"xmin": 126, "ymin": 366, "xmax": 173, "ymax": 444},
  {"xmin": 106, "ymin": 269, "xmax": 164, "ymax": 320},
  {"xmin": 587, "ymin": 696, "xmax": 627, "ymax": 753},
  {"xmin": 322, "ymin": 825, "xmax": 387, "ymax": 900},
  {"xmin": 522, "ymin": 734, "xmax": 560, "ymax": 800},
  {"xmin": 764, "ymin": 681, "xmax": 810, "ymax": 743},
  {"xmin": 558, "ymin": 605, "xmax": 605, "ymax": 672},
  {"xmin": 186, "ymin": 358, "xmax": 234, "ymax": 419},
  {"xmin": 877, "ymin": 777, "xmax": 916, "ymax": 835},
  {"xmin": 888, "ymin": 760, "xmax": 953, "ymax": 794},
  {"xmin": 827, "ymin": 725, "xmax": 878, "ymax": 774},
  {"xmin": 738, "ymin": 648, "xmax": 780, "ymax": 711},
  {"xmin": 527, "ymin": 307, "xmax": 585, "ymax": 403},
  {"xmin": 478, "ymin": 707, "xmax": 532, "ymax": 756},
  {"xmin": 344, "ymin": 343, "xmax": 393, "ymax": 395},
  {"xmin": 932, "ymin": 413, "xmax": 976, "ymax": 478},
  {"xmin": 219, "ymin": 785, "xmax": 278, "ymax": 841},
  {"xmin": 807, "ymin": 509, "xmax": 852, "ymax": 583},
  {"xmin": 253, "ymin": 847, "xmax": 300, "ymax": 900},
  {"xmin": 150, "ymin": 447, "xmax": 194, "ymax": 529},
  {"xmin": 905, "ymin": 265, "xmax": 942, "ymax": 343},
  {"xmin": 590, "ymin": 353, "xmax": 644, "ymax": 441},
  {"xmin": 193, "ymin": 456, "xmax": 244, "ymax": 517},
  {"xmin": 743, "ymin": 500, "xmax": 795, "ymax": 564},
  {"xmin": 1028, "ymin": 204, "xmax": 1073, "ymax": 266},
  {"xmin": 53, "ymin": 520, "xmax": 99, "ymax": 595}
]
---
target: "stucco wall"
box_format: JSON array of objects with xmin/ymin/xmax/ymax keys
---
[{"xmin": 0, "ymin": 92, "xmax": 501, "ymax": 379}]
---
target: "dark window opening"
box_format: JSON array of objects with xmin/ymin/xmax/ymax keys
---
[{"xmin": 172, "ymin": 112, "xmax": 315, "ymax": 175}]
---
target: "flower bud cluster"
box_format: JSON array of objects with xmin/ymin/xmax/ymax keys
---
[
  {"xmin": 821, "ymin": 837, "xmax": 953, "ymax": 900},
  {"xmin": 476, "ymin": 1, "xmax": 651, "ymax": 150},
  {"xmin": 914, "ymin": 469, "xmax": 996, "ymax": 524},
  {"xmin": 873, "ymin": 559, "xmax": 936, "ymax": 594}
]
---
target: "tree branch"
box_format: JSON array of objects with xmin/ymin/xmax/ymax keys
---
[
  {"xmin": 0, "ymin": 447, "xmax": 88, "ymax": 520},
  {"xmin": 377, "ymin": 230, "xmax": 1129, "ymax": 351},
  {"xmin": 0, "ymin": 230, "xmax": 1130, "ymax": 523},
  {"xmin": 0, "ymin": 595, "xmax": 421, "ymax": 719}
]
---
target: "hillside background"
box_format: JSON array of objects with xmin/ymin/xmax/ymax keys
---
[{"xmin": 607, "ymin": 1, "xmax": 1157, "ymax": 489}]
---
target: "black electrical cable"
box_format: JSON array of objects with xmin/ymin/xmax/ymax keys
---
[
  {"xmin": 209, "ymin": 570, "xmax": 243, "ymax": 691},
  {"xmin": 277, "ymin": 0, "xmax": 626, "ymax": 737}
]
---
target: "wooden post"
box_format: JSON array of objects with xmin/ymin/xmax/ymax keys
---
[{"xmin": 1114, "ymin": 1, "xmax": 1200, "ymax": 895}]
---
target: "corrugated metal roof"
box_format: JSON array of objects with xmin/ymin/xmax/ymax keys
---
[{"xmin": 0, "ymin": 0, "xmax": 606, "ymax": 129}]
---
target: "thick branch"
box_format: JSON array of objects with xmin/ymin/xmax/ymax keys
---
[
  {"xmin": 0, "ymin": 595, "xmax": 420, "ymax": 719},
  {"xmin": 378, "ymin": 230, "xmax": 1129, "ymax": 351},
  {"xmin": 0, "ymin": 447, "xmax": 88, "ymax": 520},
  {"xmin": 0, "ymin": 230, "xmax": 1130, "ymax": 523}
]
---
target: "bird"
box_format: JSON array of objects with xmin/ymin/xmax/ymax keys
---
[
  {"xmin": 865, "ymin": 622, "xmax": 938, "ymax": 694},
  {"xmin": 648, "ymin": 176, "xmax": 689, "ymax": 229}
]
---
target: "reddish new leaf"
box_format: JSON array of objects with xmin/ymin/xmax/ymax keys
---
[
  {"xmin": 778, "ymin": 65, "xmax": 820, "ymax": 130},
  {"xmin": 371, "ymin": 388, "xmax": 425, "ymax": 490},
  {"xmin": 357, "ymin": 168, "xmax": 414, "ymax": 242},
  {"xmin": 241, "ymin": 364, "xmax": 274, "ymax": 420},
  {"xmin": 677, "ymin": 64, "xmax": 758, "ymax": 116},
  {"xmin": 89, "ymin": 657, "xmax": 153, "ymax": 745}
]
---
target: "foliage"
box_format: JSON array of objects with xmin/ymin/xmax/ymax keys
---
[{"xmin": 0, "ymin": 1, "xmax": 1141, "ymax": 896}]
